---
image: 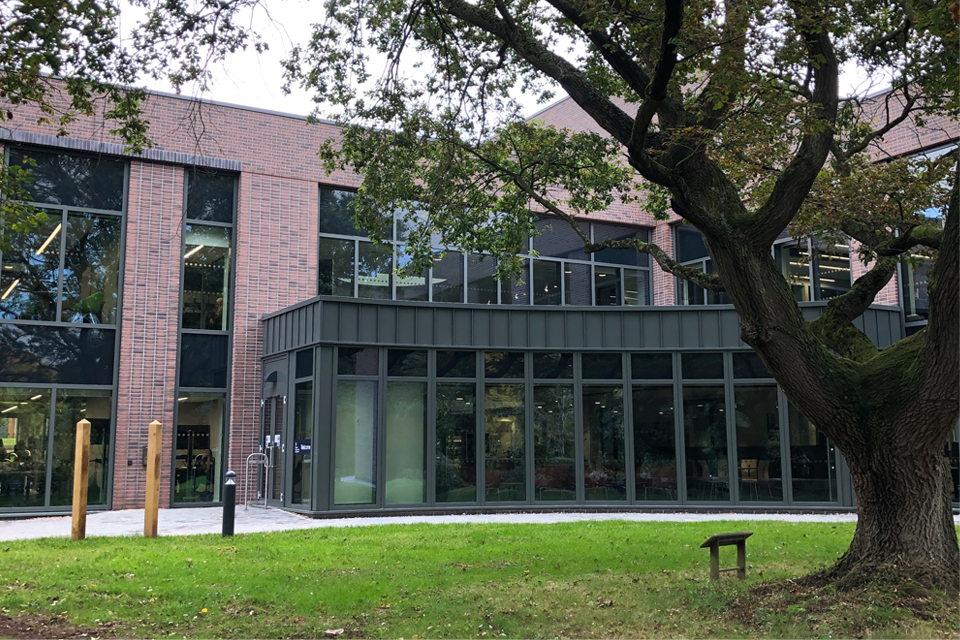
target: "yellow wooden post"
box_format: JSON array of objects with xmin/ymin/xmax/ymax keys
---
[
  {"xmin": 144, "ymin": 420, "xmax": 162, "ymax": 538},
  {"xmin": 70, "ymin": 419, "xmax": 92, "ymax": 541}
]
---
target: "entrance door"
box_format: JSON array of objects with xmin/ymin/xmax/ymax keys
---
[{"xmin": 261, "ymin": 395, "xmax": 285, "ymax": 506}]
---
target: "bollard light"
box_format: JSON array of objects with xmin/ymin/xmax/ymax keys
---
[{"xmin": 222, "ymin": 470, "xmax": 237, "ymax": 537}]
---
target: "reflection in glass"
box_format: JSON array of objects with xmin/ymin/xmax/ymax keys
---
[
  {"xmin": 186, "ymin": 170, "xmax": 235, "ymax": 223},
  {"xmin": 683, "ymin": 386, "xmax": 729, "ymax": 501},
  {"xmin": 182, "ymin": 224, "xmax": 231, "ymax": 330},
  {"xmin": 0, "ymin": 388, "xmax": 49, "ymax": 508},
  {"xmin": 593, "ymin": 224, "xmax": 649, "ymax": 266},
  {"xmin": 292, "ymin": 381, "xmax": 313, "ymax": 505},
  {"xmin": 396, "ymin": 247, "xmax": 429, "ymax": 301},
  {"xmin": 532, "ymin": 353, "xmax": 573, "ymax": 379},
  {"xmin": 533, "ymin": 261, "xmax": 562, "ymax": 305},
  {"xmin": 0, "ymin": 213, "xmax": 61, "ymax": 321},
  {"xmin": 676, "ymin": 226, "xmax": 708, "ymax": 262},
  {"xmin": 582, "ymin": 353, "xmax": 622, "ymax": 380},
  {"xmin": 500, "ymin": 260, "xmax": 529, "ymax": 305},
  {"xmin": 337, "ymin": 347, "xmax": 379, "ymax": 376},
  {"xmin": 436, "ymin": 384, "xmax": 477, "ymax": 502},
  {"xmin": 533, "ymin": 217, "xmax": 588, "ymax": 260},
  {"xmin": 534, "ymin": 385, "xmax": 575, "ymax": 501},
  {"xmin": 816, "ymin": 242, "xmax": 851, "ymax": 300},
  {"xmin": 484, "ymin": 351, "xmax": 524, "ymax": 378},
  {"xmin": 385, "ymin": 381, "xmax": 427, "ymax": 504},
  {"xmin": 633, "ymin": 386, "xmax": 677, "ymax": 501},
  {"xmin": 61, "ymin": 213, "xmax": 121, "ymax": 324},
  {"xmin": 467, "ymin": 254, "xmax": 498, "ymax": 304},
  {"xmin": 320, "ymin": 188, "xmax": 365, "ymax": 237},
  {"xmin": 901, "ymin": 259, "xmax": 930, "ymax": 323},
  {"xmin": 0, "ymin": 325, "xmax": 115, "ymax": 385},
  {"xmin": 296, "ymin": 349, "xmax": 313, "ymax": 379},
  {"xmin": 484, "ymin": 384, "xmax": 525, "ymax": 501},
  {"xmin": 623, "ymin": 269, "xmax": 649, "ymax": 306},
  {"xmin": 357, "ymin": 242, "xmax": 393, "ymax": 299},
  {"xmin": 631, "ymin": 353, "xmax": 672, "ymax": 379},
  {"xmin": 9, "ymin": 148, "xmax": 125, "ymax": 211},
  {"xmin": 334, "ymin": 380, "xmax": 378, "ymax": 505},
  {"xmin": 173, "ymin": 393, "xmax": 225, "ymax": 503},
  {"xmin": 582, "ymin": 386, "xmax": 626, "ymax": 500},
  {"xmin": 775, "ymin": 243, "xmax": 811, "ymax": 302},
  {"xmin": 318, "ymin": 237, "xmax": 356, "ymax": 296},
  {"xmin": 594, "ymin": 266, "xmax": 621, "ymax": 305},
  {"xmin": 436, "ymin": 351, "xmax": 475, "ymax": 378},
  {"xmin": 788, "ymin": 402, "xmax": 837, "ymax": 502},
  {"xmin": 732, "ymin": 352, "xmax": 770, "ymax": 378},
  {"xmin": 179, "ymin": 334, "xmax": 229, "ymax": 388},
  {"xmin": 735, "ymin": 385, "xmax": 782, "ymax": 502},
  {"xmin": 50, "ymin": 389, "xmax": 111, "ymax": 506},
  {"xmin": 564, "ymin": 263, "xmax": 591, "ymax": 305},
  {"xmin": 432, "ymin": 250, "xmax": 463, "ymax": 303},
  {"xmin": 682, "ymin": 353, "xmax": 724, "ymax": 379},
  {"xmin": 387, "ymin": 350, "xmax": 428, "ymax": 377}
]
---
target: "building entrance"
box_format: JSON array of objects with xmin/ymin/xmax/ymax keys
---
[{"xmin": 261, "ymin": 396, "xmax": 285, "ymax": 507}]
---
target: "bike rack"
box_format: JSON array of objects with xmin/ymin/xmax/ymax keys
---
[{"xmin": 244, "ymin": 452, "xmax": 270, "ymax": 510}]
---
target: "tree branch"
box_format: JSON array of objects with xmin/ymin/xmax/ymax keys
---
[
  {"xmin": 842, "ymin": 221, "xmax": 943, "ymax": 256},
  {"xmin": 584, "ymin": 236, "xmax": 726, "ymax": 290}
]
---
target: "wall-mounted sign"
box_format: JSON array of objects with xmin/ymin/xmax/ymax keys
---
[{"xmin": 294, "ymin": 439, "xmax": 311, "ymax": 455}]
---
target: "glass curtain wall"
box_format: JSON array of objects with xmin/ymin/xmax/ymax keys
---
[
  {"xmin": 788, "ymin": 402, "xmax": 838, "ymax": 502},
  {"xmin": 291, "ymin": 348, "xmax": 314, "ymax": 506},
  {"xmin": 484, "ymin": 383, "xmax": 525, "ymax": 502},
  {"xmin": 334, "ymin": 347, "xmax": 379, "ymax": 505},
  {"xmin": 1, "ymin": 147, "xmax": 125, "ymax": 512},
  {"xmin": 385, "ymin": 350, "xmax": 428, "ymax": 504},
  {"xmin": 734, "ymin": 385, "xmax": 782, "ymax": 501},
  {"xmin": 533, "ymin": 385, "xmax": 576, "ymax": 501}
]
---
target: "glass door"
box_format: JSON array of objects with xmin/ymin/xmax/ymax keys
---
[{"xmin": 260, "ymin": 396, "xmax": 285, "ymax": 506}]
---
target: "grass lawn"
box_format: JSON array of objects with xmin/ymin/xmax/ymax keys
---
[{"xmin": 0, "ymin": 520, "xmax": 956, "ymax": 639}]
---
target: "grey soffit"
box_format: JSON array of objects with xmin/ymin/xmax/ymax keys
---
[
  {"xmin": 0, "ymin": 128, "xmax": 242, "ymax": 172},
  {"xmin": 261, "ymin": 297, "xmax": 904, "ymax": 355}
]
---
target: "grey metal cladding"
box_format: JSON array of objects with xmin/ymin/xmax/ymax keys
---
[{"xmin": 261, "ymin": 297, "xmax": 905, "ymax": 356}]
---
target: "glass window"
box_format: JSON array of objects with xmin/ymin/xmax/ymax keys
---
[
  {"xmin": 60, "ymin": 212, "xmax": 121, "ymax": 324},
  {"xmin": 534, "ymin": 385, "xmax": 576, "ymax": 502},
  {"xmin": 319, "ymin": 188, "xmax": 363, "ymax": 237},
  {"xmin": 484, "ymin": 351, "xmax": 524, "ymax": 379},
  {"xmin": 902, "ymin": 259, "xmax": 931, "ymax": 323},
  {"xmin": 593, "ymin": 224, "xmax": 650, "ymax": 266},
  {"xmin": 815, "ymin": 241, "xmax": 851, "ymax": 300},
  {"xmin": 683, "ymin": 386, "xmax": 729, "ymax": 501},
  {"xmin": 436, "ymin": 383, "xmax": 477, "ymax": 503},
  {"xmin": 532, "ymin": 260, "xmax": 562, "ymax": 306},
  {"xmin": 631, "ymin": 353, "xmax": 672, "ymax": 380},
  {"xmin": 357, "ymin": 242, "xmax": 393, "ymax": 299},
  {"xmin": 334, "ymin": 380, "xmax": 378, "ymax": 505},
  {"xmin": 9, "ymin": 148, "xmax": 125, "ymax": 211},
  {"xmin": 500, "ymin": 260, "xmax": 529, "ymax": 305},
  {"xmin": 788, "ymin": 402, "xmax": 837, "ymax": 502},
  {"xmin": 396, "ymin": 247, "xmax": 429, "ymax": 302},
  {"xmin": 594, "ymin": 266, "xmax": 620, "ymax": 306},
  {"xmin": 484, "ymin": 384, "xmax": 525, "ymax": 502},
  {"xmin": 337, "ymin": 347, "xmax": 379, "ymax": 376},
  {"xmin": 432, "ymin": 251, "xmax": 463, "ymax": 303},
  {"xmin": 436, "ymin": 351, "xmax": 475, "ymax": 378},
  {"xmin": 682, "ymin": 353, "xmax": 724, "ymax": 379},
  {"xmin": 623, "ymin": 269, "xmax": 649, "ymax": 306},
  {"xmin": 0, "ymin": 213, "xmax": 62, "ymax": 321},
  {"xmin": 385, "ymin": 381, "xmax": 427, "ymax": 504},
  {"xmin": 467, "ymin": 254, "xmax": 498, "ymax": 304},
  {"xmin": 563, "ymin": 263, "xmax": 592, "ymax": 305},
  {"xmin": 582, "ymin": 386, "xmax": 626, "ymax": 501},
  {"xmin": 733, "ymin": 352, "xmax": 770, "ymax": 378},
  {"xmin": 173, "ymin": 392, "xmax": 225, "ymax": 503},
  {"xmin": 633, "ymin": 386, "xmax": 676, "ymax": 501},
  {"xmin": 50, "ymin": 389, "xmax": 112, "ymax": 507},
  {"xmin": 533, "ymin": 217, "xmax": 588, "ymax": 261},
  {"xmin": 775, "ymin": 243, "xmax": 811, "ymax": 302},
  {"xmin": 734, "ymin": 385, "xmax": 782, "ymax": 502},
  {"xmin": 0, "ymin": 388, "xmax": 50, "ymax": 508},
  {"xmin": 318, "ymin": 238, "xmax": 356, "ymax": 297},
  {"xmin": 186, "ymin": 170, "xmax": 235, "ymax": 223},
  {"xmin": 291, "ymin": 381, "xmax": 313, "ymax": 505},
  {"xmin": 675, "ymin": 226, "xmax": 708, "ymax": 262},
  {"xmin": 182, "ymin": 224, "xmax": 231, "ymax": 331},
  {"xmin": 678, "ymin": 268, "xmax": 706, "ymax": 305},
  {"xmin": 387, "ymin": 349, "xmax": 428, "ymax": 377},
  {"xmin": 532, "ymin": 352, "xmax": 573, "ymax": 379},
  {"xmin": 179, "ymin": 334, "xmax": 229, "ymax": 388},
  {"xmin": 582, "ymin": 353, "xmax": 622, "ymax": 380},
  {"xmin": 295, "ymin": 349, "xmax": 313, "ymax": 379},
  {"xmin": 0, "ymin": 325, "xmax": 115, "ymax": 385}
]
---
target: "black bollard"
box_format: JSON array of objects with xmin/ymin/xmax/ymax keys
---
[{"xmin": 222, "ymin": 470, "xmax": 236, "ymax": 537}]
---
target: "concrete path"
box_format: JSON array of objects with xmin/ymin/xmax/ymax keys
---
[{"xmin": 0, "ymin": 507, "xmax": 868, "ymax": 541}]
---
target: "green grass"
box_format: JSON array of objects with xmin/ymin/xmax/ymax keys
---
[{"xmin": 0, "ymin": 521, "xmax": 956, "ymax": 639}]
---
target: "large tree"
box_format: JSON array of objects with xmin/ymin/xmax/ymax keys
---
[{"xmin": 279, "ymin": 0, "xmax": 959, "ymax": 591}]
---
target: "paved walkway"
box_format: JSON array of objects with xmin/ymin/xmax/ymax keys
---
[{"xmin": 0, "ymin": 507, "xmax": 869, "ymax": 541}]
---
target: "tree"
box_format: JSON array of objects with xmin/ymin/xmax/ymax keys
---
[{"xmin": 277, "ymin": 0, "xmax": 959, "ymax": 591}]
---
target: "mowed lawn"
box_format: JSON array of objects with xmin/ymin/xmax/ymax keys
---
[{"xmin": 0, "ymin": 520, "xmax": 956, "ymax": 639}]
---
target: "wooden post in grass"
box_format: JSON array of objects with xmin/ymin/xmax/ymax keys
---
[
  {"xmin": 70, "ymin": 419, "xmax": 92, "ymax": 541},
  {"xmin": 144, "ymin": 420, "xmax": 162, "ymax": 538}
]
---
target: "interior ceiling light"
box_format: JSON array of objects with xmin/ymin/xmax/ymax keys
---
[
  {"xmin": 1, "ymin": 406, "xmax": 18, "ymax": 413},
  {"xmin": 35, "ymin": 223, "xmax": 61, "ymax": 255},
  {"xmin": 30, "ymin": 395, "xmax": 42, "ymax": 400},
  {"xmin": 1, "ymin": 278, "xmax": 20, "ymax": 300},
  {"xmin": 184, "ymin": 244, "xmax": 205, "ymax": 259}
]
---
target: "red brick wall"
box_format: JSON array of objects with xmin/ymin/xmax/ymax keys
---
[
  {"xmin": 112, "ymin": 161, "xmax": 183, "ymax": 509},
  {"xmin": 652, "ymin": 223, "xmax": 677, "ymax": 305}
]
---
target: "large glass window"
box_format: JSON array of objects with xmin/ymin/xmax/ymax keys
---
[
  {"xmin": 432, "ymin": 251, "xmax": 463, "ymax": 303},
  {"xmin": 467, "ymin": 254, "xmax": 498, "ymax": 304},
  {"xmin": 318, "ymin": 238, "xmax": 356, "ymax": 296},
  {"xmin": 173, "ymin": 393, "xmax": 225, "ymax": 503},
  {"xmin": 564, "ymin": 263, "xmax": 592, "ymax": 305},
  {"xmin": 334, "ymin": 380, "xmax": 379, "ymax": 505},
  {"xmin": 788, "ymin": 402, "xmax": 837, "ymax": 502},
  {"xmin": 775, "ymin": 243, "xmax": 812, "ymax": 302},
  {"xmin": 396, "ymin": 248, "xmax": 429, "ymax": 302},
  {"xmin": 0, "ymin": 324, "xmax": 115, "ymax": 385},
  {"xmin": 385, "ymin": 381, "xmax": 427, "ymax": 504},
  {"xmin": 814, "ymin": 241, "xmax": 852, "ymax": 300},
  {"xmin": 8, "ymin": 148, "xmax": 125, "ymax": 211},
  {"xmin": 50, "ymin": 389, "xmax": 111, "ymax": 507},
  {"xmin": 683, "ymin": 386, "xmax": 729, "ymax": 501},
  {"xmin": 582, "ymin": 386, "xmax": 626, "ymax": 501},
  {"xmin": 0, "ymin": 388, "xmax": 50, "ymax": 508},
  {"xmin": 182, "ymin": 224, "xmax": 231, "ymax": 330},
  {"xmin": 185, "ymin": 169, "xmax": 234, "ymax": 223},
  {"xmin": 901, "ymin": 259, "xmax": 931, "ymax": 324},
  {"xmin": 532, "ymin": 261, "xmax": 562, "ymax": 306},
  {"xmin": 291, "ymin": 381, "xmax": 313, "ymax": 506},
  {"xmin": 357, "ymin": 242, "xmax": 393, "ymax": 299},
  {"xmin": 533, "ymin": 217, "xmax": 588, "ymax": 260},
  {"xmin": 179, "ymin": 333, "xmax": 229, "ymax": 388},
  {"xmin": 593, "ymin": 224, "xmax": 649, "ymax": 267},
  {"xmin": 436, "ymin": 383, "xmax": 477, "ymax": 503},
  {"xmin": 623, "ymin": 269, "xmax": 649, "ymax": 306},
  {"xmin": 734, "ymin": 385, "xmax": 782, "ymax": 502},
  {"xmin": 1, "ymin": 214, "xmax": 67, "ymax": 321},
  {"xmin": 594, "ymin": 266, "xmax": 621, "ymax": 305},
  {"xmin": 532, "ymin": 352, "xmax": 573, "ymax": 379},
  {"xmin": 61, "ymin": 213, "xmax": 121, "ymax": 324},
  {"xmin": 534, "ymin": 385, "xmax": 576, "ymax": 501},
  {"xmin": 437, "ymin": 351, "xmax": 475, "ymax": 378},
  {"xmin": 485, "ymin": 351, "xmax": 524, "ymax": 378},
  {"xmin": 633, "ymin": 386, "xmax": 677, "ymax": 501},
  {"xmin": 484, "ymin": 384, "xmax": 525, "ymax": 502}
]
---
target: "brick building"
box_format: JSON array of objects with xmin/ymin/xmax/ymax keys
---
[{"xmin": 0, "ymin": 89, "xmax": 956, "ymax": 516}]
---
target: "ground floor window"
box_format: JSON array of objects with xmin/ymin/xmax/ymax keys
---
[{"xmin": 173, "ymin": 393, "xmax": 225, "ymax": 504}]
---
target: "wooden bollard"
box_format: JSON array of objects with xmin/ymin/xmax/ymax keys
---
[
  {"xmin": 71, "ymin": 419, "xmax": 92, "ymax": 541},
  {"xmin": 144, "ymin": 420, "xmax": 162, "ymax": 538}
]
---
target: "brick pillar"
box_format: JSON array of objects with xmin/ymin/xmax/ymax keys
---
[
  {"xmin": 228, "ymin": 173, "xmax": 319, "ymax": 480},
  {"xmin": 112, "ymin": 161, "xmax": 183, "ymax": 509},
  {"xmin": 652, "ymin": 222, "xmax": 676, "ymax": 306}
]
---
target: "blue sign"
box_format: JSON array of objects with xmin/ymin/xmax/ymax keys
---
[{"xmin": 294, "ymin": 439, "xmax": 312, "ymax": 455}]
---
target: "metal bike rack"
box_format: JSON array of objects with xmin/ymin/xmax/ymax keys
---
[{"xmin": 244, "ymin": 452, "xmax": 269, "ymax": 510}]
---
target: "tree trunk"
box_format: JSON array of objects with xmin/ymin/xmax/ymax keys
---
[{"xmin": 823, "ymin": 432, "xmax": 959, "ymax": 593}]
